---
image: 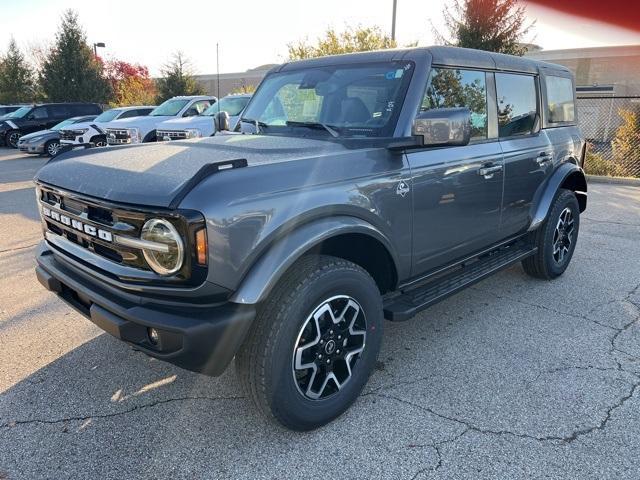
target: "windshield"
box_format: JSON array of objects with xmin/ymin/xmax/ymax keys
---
[
  {"xmin": 150, "ymin": 99, "xmax": 190, "ymax": 116},
  {"xmin": 5, "ymin": 106, "xmax": 32, "ymax": 119},
  {"xmin": 204, "ymin": 96, "xmax": 250, "ymax": 117},
  {"xmin": 240, "ymin": 61, "xmax": 413, "ymax": 138},
  {"xmin": 52, "ymin": 118, "xmax": 78, "ymax": 130},
  {"xmin": 94, "ymin": 109, "xmax": 122, "ymax": 123}
]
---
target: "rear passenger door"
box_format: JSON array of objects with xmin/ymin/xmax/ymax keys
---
[
  {"xmin": 495, "ymin": 73, "xmax": 553, "ymax": 236},
  {"xmin": 49, "ymin": 105, "xmax": 70, "ymax": 127},
  {"xmin": 407, "ymin": 67, "xmax": 504, "ymax": 275}
]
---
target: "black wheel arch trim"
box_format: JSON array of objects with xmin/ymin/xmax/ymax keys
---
[
  {"xmin": 229, "ymin": 216, "xmax": 399, "ymax": 305},
  {"xmin": 528, "ymin": 162, "xmax": 587, "ymax": 232}
]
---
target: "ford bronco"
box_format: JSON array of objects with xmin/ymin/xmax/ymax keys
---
[{"xmin": 34, "ymin": 47, "xmax": 586, "ymax": 431}]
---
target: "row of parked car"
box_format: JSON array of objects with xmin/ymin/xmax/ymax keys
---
[{"xmin": 0, "ymin": 93, "xmax": 252, "ymax": 156}]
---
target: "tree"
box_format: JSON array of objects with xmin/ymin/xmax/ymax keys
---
[
  {"xmin": 0, "ymin": 38, "xmax": 36, "ymax": 103},
  {"xmin": 40, "ymin": 10, "xmax": 111, "ymax": 102},
  {"xmin": 288, "ymin": 26, "xmax": 398, "ymax": 60},
  {"xmin": 612, "ymin": 109, "xmax": 640, "ymax": 177},
  {"xmin": 434, "ymin": 0, "xmax": 534, "ymax": 56},
  {"xmin": 155, "ymin": 52, "xmax": 205, "ymax": 103},
  {"xmin": 231, "ymin": 83, "xmax": 256, "ymax": 94},
  {"xmin": 104, "ymin": 60, "xmax": 156, "ymax": 107}
]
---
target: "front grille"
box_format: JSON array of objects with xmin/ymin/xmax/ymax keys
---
[
  {"xmin": 157, "ymin": 130, "xmax": 187, "ymax": 140},
  {"xmin": 38, "ymin": 185, "xmax": 149, "ymax": 270},
  {"xmin": 106, "ymin": 128, "xmax": 131, "ymax": 144}
]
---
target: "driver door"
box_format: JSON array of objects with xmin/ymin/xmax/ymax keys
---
[{"xmin": 407, "ymin": 67, "xmax": 504, "ymax": 276}]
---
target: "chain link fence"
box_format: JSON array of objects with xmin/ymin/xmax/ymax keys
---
[{"xmin": 577, "ymin": 96, "xmax": 640, "ymax": 178}]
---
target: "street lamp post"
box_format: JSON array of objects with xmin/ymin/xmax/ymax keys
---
[
  {"xmin": 391, "ymin": 0, "xmax": 397, "ymax": 41},
  {"xmin": 93, "ymin": 42, "xmax": 106, "ymax": 57}
]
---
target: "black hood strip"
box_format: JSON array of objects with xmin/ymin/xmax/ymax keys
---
[{"xmin": 168, "ymin": 158, "xmax": 247, "ymax": 209}]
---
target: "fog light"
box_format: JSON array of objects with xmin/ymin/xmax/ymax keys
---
[{"xmin": 148, "ymin": 328, "xmax": 160, "ymax": 345}]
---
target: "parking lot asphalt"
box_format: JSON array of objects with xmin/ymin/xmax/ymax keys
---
[{"xmin": 0, "ymin": 147, "xmax": 639, "ymax": 480}]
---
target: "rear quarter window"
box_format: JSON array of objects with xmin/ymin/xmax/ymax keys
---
[{"xmin": 545, "ymin": 76, "xmax": 575, "ymax": 124}]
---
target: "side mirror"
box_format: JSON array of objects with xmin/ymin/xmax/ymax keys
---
[
  {"xmin": 214, "ymin": 111, "xmax": 230, "ymax": 132},
  {"xmin": 183, "ymin": 108, "xmax": 198, "ymax": 117},
  {"xmin": 412, "ymin": 107, "xmax": 471, "ymax": 147}
]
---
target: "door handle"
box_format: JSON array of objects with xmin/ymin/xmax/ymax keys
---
[
  {"xmin": 478, "ymin": 164, "xmax": 503, "ymax": 178},
  {"xmin": 536, "ymin": 152, "xmax": 552, "ymax": 164}
]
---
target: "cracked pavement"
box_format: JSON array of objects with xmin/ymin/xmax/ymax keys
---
[{"xmin": 1, "ymin": 149, "xmax": 639, "ymax": 479}]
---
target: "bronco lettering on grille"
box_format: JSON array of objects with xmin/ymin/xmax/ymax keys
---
[{"xmin": 42, "ymin": 206, "xmax": 113, "ymax": 242}]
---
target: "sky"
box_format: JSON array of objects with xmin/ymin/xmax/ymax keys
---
[{"xmin": 1, "ymin": 0, "xmax": 639, "ymax": 76}]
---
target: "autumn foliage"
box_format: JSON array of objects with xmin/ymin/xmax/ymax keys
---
[{"xmin": 104, "ymin": 60, "xmax": 157, "ymax": 107}]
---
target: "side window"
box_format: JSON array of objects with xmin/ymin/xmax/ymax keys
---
[
  {"xmin": 495, "ymin": 73, "xmax": 538, "ymax": 137},
  {"xmin": 119, "ymin": 110, "xmax": 140, "ymax": 119},
  {"xmin": 545, "ymin": 76, "xmax": 575, "ymax": 123},
  {"xmin": 50, "ymin": 105, "xmax": 70, "ymax": 118},
  {"xmin": 31, "ymin": 107, "xmax": 48, "ymax": 119},
  {"xmin": 192, "ymin": 101, "xmax": 211, "ymax": 114},
  {"xmin": 421, "ymin": 68, "xmax": 488, "ymax": 140}
]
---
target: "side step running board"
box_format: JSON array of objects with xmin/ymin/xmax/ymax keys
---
[{"xmin": 383, "ymin": 244, "xmax": 537, "ymax": 321}]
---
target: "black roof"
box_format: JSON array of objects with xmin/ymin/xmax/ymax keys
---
[
  {"xmin": 22, "ymin": 102, "xmax": 102, "ymax": 107},
  {"xmin": 277, "ymin": 46, "xmax": 571, "ymax": 76}
]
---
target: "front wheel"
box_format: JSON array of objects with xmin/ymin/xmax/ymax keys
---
[
  {"xmin": 522, "ymin": 188, "xmax": 580, "ymax": 279},
  {"xmin": 90, "ymin": 135, "xmax": 107, "ymax": 147},
  {"xmin": 5, "ymin": 130, "xmax": 21, "ymax": 148},
  {"xmin": 44, "ymin": 140, "xmax": 60, "ymax": 157},
  {"xmin": 236, "ymin": 255, "xmax": 383, "ymax": 431}
]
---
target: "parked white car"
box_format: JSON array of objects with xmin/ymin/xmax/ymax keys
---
[
  {"xmin": 156, "ymin": 94, "xmax": 252, "ymax": 141},
  {"xmin": 105, "ymin": 96, "xmax": 216, "ymax": 145},
  {"xmin": 59, "ymin": 106, "xmax": 155, "ymax": 148}
]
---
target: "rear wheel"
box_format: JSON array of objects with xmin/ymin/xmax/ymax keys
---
[
  {"xmin": 6, "ymin": 130, "xmax": 21, "ymax": 148},
  {"xmin": 236, "ymin": 255, "xmax": 383, "ymax": 431},
  {"xmin": 522, "ymin": 189, "xmax": 580, "ymax": 279},
  {"xmin": 44, "ymin": 140, "xmax": 60, "ymax": 157}
]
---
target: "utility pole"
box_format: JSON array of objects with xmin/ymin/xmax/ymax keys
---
[
  {"xmin": 391, "ymin": 0, "xmax": 398, "ymax": 41},
  {"xmin": 216, "ymin": 43, "xmax": 221, "ymax": 107}
]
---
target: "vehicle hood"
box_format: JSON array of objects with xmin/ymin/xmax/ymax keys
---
[
  {"xmin": 35, "ymin": 134, "xmax": 352, "ymax": 207},
  {"xmin": 1, "ymin": 118, "xmax": 27, "ymax": 129},
  {"xmin": 21, "ymin": 130, "xmax": 57, "ymax": 141},
  {"xmin": 157, "ymin": 116, "xmax": 215, "ymax": 130},
  {"xmin": 104, "ymin": 115, "xmax": 170, "ymax": 130},
  {"xmin": 59, "ymin": 121, "xmax": 96, "ymax": 131}
]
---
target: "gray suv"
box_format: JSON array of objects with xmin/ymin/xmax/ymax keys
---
[{"xmin": 34, "ymin": 47, "xmax": 586, "ymax": 431}]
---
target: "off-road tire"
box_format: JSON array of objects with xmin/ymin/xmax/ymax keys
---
[
  {"xmin": 522, "ymin": 188, "xmax": 580, "ymax": 279},
  {"xmin": 235, "ymin": 255, "xmax": 383, "ymax": 431}
]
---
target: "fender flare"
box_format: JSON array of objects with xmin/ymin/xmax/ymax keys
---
[
  {"xmin": 529, "ymin": 163, "xmax": 587, "ymax": 231},
  {"xmin": 229, "ymin": 216, "xmax": 399, "ymax": 305}
]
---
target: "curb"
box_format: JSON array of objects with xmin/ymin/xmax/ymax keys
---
[{"xmin": 586, "ymin": 175, "xmax": 640, "ymax": 187}]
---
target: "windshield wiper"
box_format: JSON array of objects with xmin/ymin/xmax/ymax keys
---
[
  {"xmin": 285, "ymin": 121, "xmax": 340, "ymax": 138},
  {"xmin": 239, "ymin": 117, "xmax": 268, "ymax": 133}
]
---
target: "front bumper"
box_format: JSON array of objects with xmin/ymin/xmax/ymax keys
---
[
  {"xmin": 18, "ymin": 143, "xmax": 45, "ymax": 154},
  {"xmin": 36, "ymin": 242, "xmax": 255, "ymax": 376}
]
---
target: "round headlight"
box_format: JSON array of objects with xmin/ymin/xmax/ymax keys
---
[{"xmin": 140, "ymin": 219, "xmax": 184, "ymax": 275}]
